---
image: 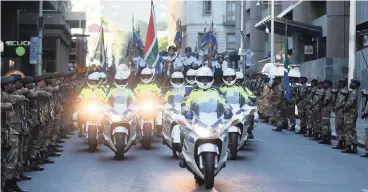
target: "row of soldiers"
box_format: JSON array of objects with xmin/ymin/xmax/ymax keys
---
[
  {"xmin": 255, "ymin": 74, "xmax": 368, "ymax": 158},
  {"xmin": 1, "ymin": 72, "xmax": 84, "ymax": 192}
]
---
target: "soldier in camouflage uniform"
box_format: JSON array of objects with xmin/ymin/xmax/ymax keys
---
[
  {"xmin": 1, "ymin": 76, "xmax": 28, "ymax": 192},
  {"xmin": 341, "ymin": 79, "xmax": 360, "ymax": 154},
  {"xmin": 48, "ymin": 74, "xmax": 64, "ymax": 156},
  {"xmin": 259, "ymin": 76, "xmax": 271, "ymax": 121},
  {"xmin": 11, "ymin": 74, "xmax": 32, "ymax": 182},
  {"xmin": 296, "ymin": 77, "xmax": 308, "ymax": 134},
  {"xmin": 360, "ymin": 89, "xmax": 368, "ymax": 158},
  {"xmin": 309, "ymin": 81, "xmax": 325, "ymax": 140},
  {"xmin": 270, "ymin": 77, "xmax": 286, "ymax": 131},
  {"xmin": 319, "ymin": 80, "xmax": 333, "ymax": 144},
  {"xmin": 305, "ymin": 79, "xmax": 318, "ymax": 137},
  {"xmin": 24, "ymin": 76, "xmax": 52, "ymax": 172},
  {"xmin": 332, "ymin": 80, "xmax": 349, "ymax": 150},
  {"xmin": 287, "ymin": 77, "xmax": 298, "ymax": 131}
]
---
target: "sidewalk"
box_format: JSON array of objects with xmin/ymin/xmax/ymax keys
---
[{"xmin": 330, "ymin": 113, "xmax": 366, "ymax": 148}]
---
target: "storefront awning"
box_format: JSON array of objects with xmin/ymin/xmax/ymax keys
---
[{"xmin": 255, "ymin": 16, "xmax": 322, "ymax": 36}]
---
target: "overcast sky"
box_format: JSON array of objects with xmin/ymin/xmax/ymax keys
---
[{"xmin": 100, "ymin": 0, "xmax": 169, "ymax": 30}]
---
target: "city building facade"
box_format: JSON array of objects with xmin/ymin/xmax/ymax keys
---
[{"xmin": 169, "ymin": 0, "xmax": 238, "ymax": 54}]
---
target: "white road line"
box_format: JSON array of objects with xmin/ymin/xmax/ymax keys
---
[
  {"xmin": 294, "ymin": 155, "xmax": 317, "ymax": 166},
  {"xmin": 255, "ymin": 138, "xmax": 267, "ymax": 144},
  {"xmin": 361, "ymin": 189, "xmax": 368, "ymax": 192}
]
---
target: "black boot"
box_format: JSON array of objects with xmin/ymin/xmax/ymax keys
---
[
  {"xmin": 296, "ymin": 127, "xmax": 305, "ymax": 134},
  {"xmin": 361, "ymin": 152, "xmax": 368, "ymax": 158},
  {"xmin": 10, "ymin": 179, "xmax": 27, "ymax": 192},
  {"xmin": 55, "ymin": 144, "xmax": 63, "ymax": 148},
  {"xmin": 332, "ymin": 140, "xmax": 343, "ymax": 149},
  {"xmin": 318, "ymin": 136, "xmax": 331, "ymax": 144},
  {"xmin": 341, "ymin": 145, "xmax": 357, "ymax": 154},
  {"xmin": 53, "ymin": 148, "xmax": 63, "ymax": 153},
  {"xmin": 29, "ymin": 163, "xmax": 44, "ymax": 171},
  {"xmin": 19, "ymin": 174, "xmax": 31, "ymax": 181},
  {"xmin": 56, "ymin": 139, "xmax": 65, "ymax": 143},
  {"xmin": 287, "ymin": 126, "xmax": 295, "ymax": 132},
  {"xmin": 272, "ymin": 126, "xmax": 282, "ymax": 131},
  {"xmin": 4, "ymin": 179, "xmax": 12, "ymax": 192}
]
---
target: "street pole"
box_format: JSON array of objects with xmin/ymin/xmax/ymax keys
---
[
  {"xmin": 270, "ymin": 0, "xmax": 275, "ymax": 64},
  {"xmin": 240, "ymin": 0, "xmax": 244, "ymax": 72},
  {"xmin": 36, "ymin": 0, "xmax": 43, "ymax": 75},
  {"xmin": 348, "ymin": 0, "xmax": 356, "ymax": 82}
]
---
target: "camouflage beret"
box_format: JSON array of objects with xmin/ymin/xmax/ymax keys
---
[
  {"xmin": 22, "ymin": 76, "xmax": 34, "ymax": 84},
  {"xmin": 43, "ymin": 73, "xmax": 52, "ymax": 79},
  {"xmin": 1, "ymin": 76, "xmax": 15, "ymax": 84},
  {"xmin": 351, "ymin": 79, "xmax": 361, "ymax": 86},
  {"xmin": 34, "ymin": 74, "xmax": 46, "ymax": 82},
  {"xmin": 11, "ymin": 74, "xmax": 22, "ymax": 81}
]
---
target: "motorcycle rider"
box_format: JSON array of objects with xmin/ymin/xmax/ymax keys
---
[
  {"xmin": 134, "ymin": 68, "xmax": 162, "ymax": 135},
  {"xmin": 182, "ymin": 66, "xmax": 232, "ymax": 117},
  {"xmin": 77, "ymin": 72, "xmax": 106, "ymax": 137},
  {"xmin": 106, "ymin": 65, "xmax": 136, "ymax": 110},
  {"xmin": 99, "ymin": 72, "xmax": 110, "ymax": 95},
  {"xmin": 164, "ymin": 72, "xmax": 190, "ymax": 103},
  {"xmin": 221, "ymin": 68, "xmax": 256, "ymax": 139},
  {"xmin": 184, "ymin": 69, "xmax": 197, "ymax": 95},
  {"xmin": 235, "ymin": 72, "xmax": 255, "ymax": 97}
]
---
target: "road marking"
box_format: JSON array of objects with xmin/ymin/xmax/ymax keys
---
[
  {"xmin": 255, "ymin": 138, "xmax": 267, "ymax": 144},
  {"xmin": 361, "ymin": 189, "xmax": 368, "ymax": 192},
  {"xmin": 294, "ymin": 155, "xmax": 317, "ymax": 166}
]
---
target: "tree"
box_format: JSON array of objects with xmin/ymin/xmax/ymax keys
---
[
  {"xmin": 156, "ymin": 21, "xmax": 168, "ymax": 31},
  {"xmin": 112, "ymin": 29, "xmax": 126, "ymax": 65},
  {"xmin": 136, "ymin": 20, "xmax": 148, "ymax": 44},
  {"xmin": 158, "ymin": 37, "xmax": 168, "ymax": 51}
]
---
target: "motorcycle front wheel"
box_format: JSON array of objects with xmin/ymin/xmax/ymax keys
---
[
  {"xmin": 229, "ymin": 132, "xmax": 239, "ymax": 160},
  {"xmin": 141, "ymin": 123, "xmax": 152, "ymax": 149},
  {"xmin": 88, "ymin": 125, "xmax": 98, "ymax": 152},
  {"xmin": 203, "ymin": 152, "xmax": 215, "ymax": 189},
  {"xmin": 115, "ymin": 133, "xmax": 126, "ymax": 160}
]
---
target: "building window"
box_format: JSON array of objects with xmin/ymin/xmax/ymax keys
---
[
  {"xmin": 226, "ymin": 1, "xmax": 236, "ymax": 22},
  {"xmin": 203, "ymin": 1, "xmax": 212, "ymax": 15},
  {"xmin": 226, "ymin": 33, "xmax": 237, "ymax": 50}
]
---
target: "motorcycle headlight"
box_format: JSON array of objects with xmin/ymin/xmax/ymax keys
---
[
  {"xmin": 88, "ymin": 103, "xmax": 100, "ymax": 113},
  {"xmin": 194, "ymin": 124, "xmax": 223, "ymax": 138},
  {"xmin": 141, "ymin": 101, "xmax": 153, "ymax": 112},
  {"xmin": 111, "ymin": 114, "xmax": 121, "ymax": 122}
]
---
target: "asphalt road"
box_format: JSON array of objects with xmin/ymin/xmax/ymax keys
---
[{"xmin": 20, "ymin": 123, "xmax": 368, "ymax": 192}]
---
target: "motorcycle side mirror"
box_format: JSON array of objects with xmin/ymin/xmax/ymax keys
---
[
  {"xmin": 224, "ymin": 110, "xmax": 233, "ymax": 120},
  {"xmin": 184, "ymin": 111, "xmax": 193, "ymax": 120}
]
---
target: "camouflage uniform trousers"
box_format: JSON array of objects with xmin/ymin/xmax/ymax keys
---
[
  {"xmin": 16, "ymin": 133, "xmax": 24, "ymax": 177},
  {"xmin": 268, "ymin": 104, "xmax": 275, "ymax": 123},
  {"xmin": 297, "ymin": 102, "xmax": 307, "ymax": 130},
  {"xmin": 49, "ymin": 113, "xmax": 61, "ymax": 148},
  {"xmin": 311, "ymin": 110, "xmax": 322, "ymax": 136},
  {"xmin": 274, "ymin": 104, "xmax": 287, "ymax": 128},
  {"xmin": 41, "ymin": 118, "xmax": 52, "ymax": 152},
  {"xmin": 306, "ymin": 108, "xmax": 313, "ymax": 134},
  {"xmin": 364, "ymin": 119, "xmax": 368, "ymax": 151},
  {"xmin": 335, "ymin": 111, "xmax": 345, "ymax": 141},
  {"xmin": 2, "ymin": 133, "xmax": 20, "ymax": 180},
  {"xmin": 28, "ymin": 111, "xmax": 40, "ymax": 159},
  {"xmin": 287, "ymin": 104, "xmax": 296, "ymax": 128},
  {"xmin": 343, "ymin": 111, "xmax": 358, "ymax": 145},
  {"xmin": 321, "ymin": 110, "xmax": 332, "ymax": 137}
]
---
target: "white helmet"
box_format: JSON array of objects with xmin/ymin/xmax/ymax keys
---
[
  {"xmin": 195, "ymin": 67, "xmax": 214, "ymax": 89},
  {"xmin": 170, "ymin": 72, "xmax": 185, "ymax": 88},
  {"xmin": 140, "ymin": 68, "xmax": 154, "ymax": 83},
  {"xmin": 222, "ymin": 68, "xmax": 237, "ymax": 86},
  {"xmin": 114, "ymin": 71, "xmax": 130, "ymax": 88},
  {"xmin": 99, "ymin": 72, "xmax": 107, "ymax": 83},
  {"xmin": 87, "ymin": 72, "xmax": 101, "ymax": 89},
  {"xmin": 185, "ymin": 69, "xmax": 197, "ymax": 85},
  {"xmin": 236, "ymin": 72, "xmax": 245, "ymax": 84}
]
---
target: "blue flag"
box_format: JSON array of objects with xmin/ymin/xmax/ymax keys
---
[{"xmin": 283, "ymin": 30, "xmax": 291, "ymax": 101}]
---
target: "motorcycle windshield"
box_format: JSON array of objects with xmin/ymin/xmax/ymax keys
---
[
  {"xmin": 193, "ymin": 100, "xmax": 224, "ymax": 125},
  {"xmin": 225, "ymin": 87, "xmax": 241, "ymax": 111},
  {"xmin": 113, "ymin": 96, "xmax": 129, "ymax": 114},
  {"xmin": 168, "ymin": 94, "xmax": 184, "ymax": 111}
]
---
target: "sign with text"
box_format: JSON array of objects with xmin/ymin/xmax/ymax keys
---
[{"xmin": 29, "ymin": 37, "xmax": 39, "ymax": 64}]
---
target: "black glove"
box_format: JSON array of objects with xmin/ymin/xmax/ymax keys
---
[
  {"xmin": 361, "ymin": 113, "xmax": 367, "ymax": 119},
  {"xmin": 342, "ymin": 108, "xmax": 347, "ymax": 113}
]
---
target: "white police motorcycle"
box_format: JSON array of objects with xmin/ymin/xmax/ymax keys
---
[
  {"xmin": 177, "ymin": 100, "xmax": 234, "ymax": 189},
  {"xmin": 72, "ymin": 99, "xmax": 103, "ymax": 152},
  {"xmin": 225, "ymin": 89, "xmax": 258, "ymax": 159},
  {"xmin": 104, "ymin": 96, "xmax": 137, "ymax": 160},
  {"xmin": 162, "ymin": 93, "xmax": 184, "ymax": 156}
]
